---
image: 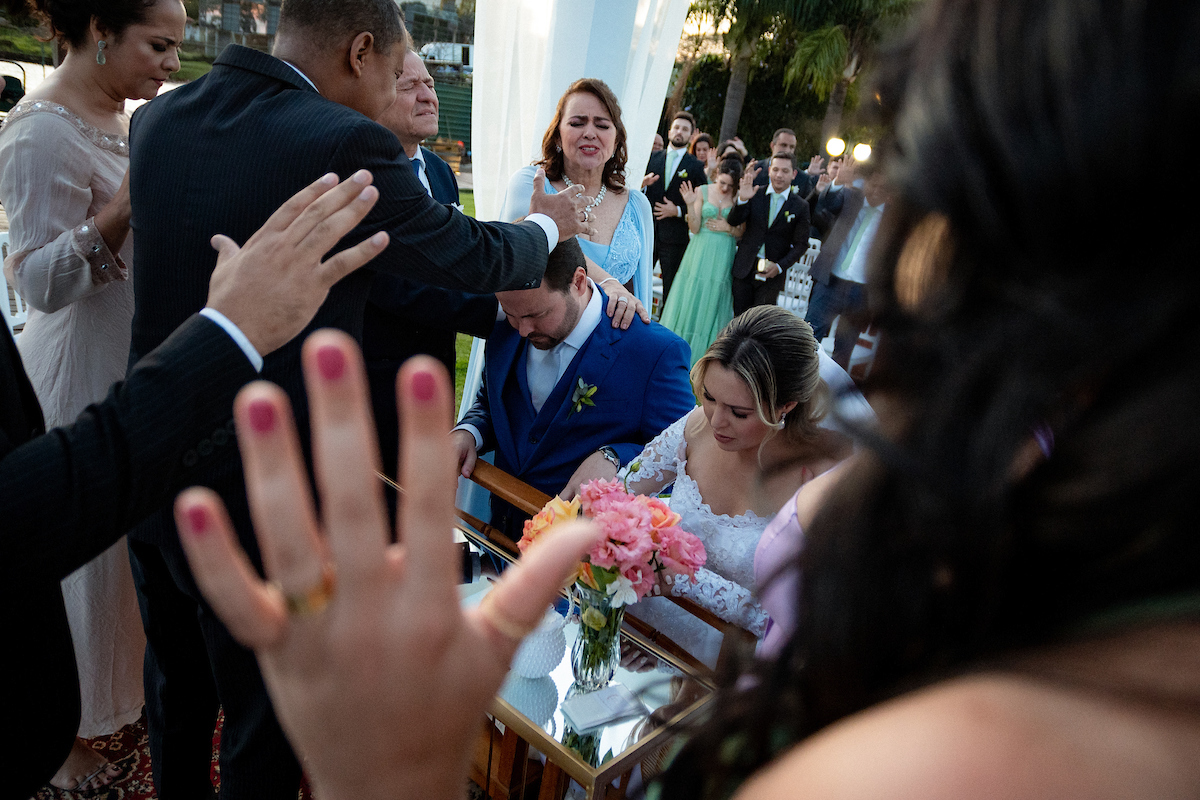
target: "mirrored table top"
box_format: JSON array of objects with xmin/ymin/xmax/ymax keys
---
[{"xmin": 455, "ymin": 523, "xmax": 714, "ymax": 787}]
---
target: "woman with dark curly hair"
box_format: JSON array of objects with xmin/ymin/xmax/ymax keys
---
[
  {"xmin": 166, "ymin": 0, "xmax": 1200, "ymax": 798},
  {"xmin": 499, "ymin": 78, "xmax": 653, "ymax": 327},
  {"xmin": 0, "ymin": 0, "xmax": 183, "ymax": 791}
]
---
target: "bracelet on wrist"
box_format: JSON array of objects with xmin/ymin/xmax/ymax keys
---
[{"xmin": 597, "ymin": 446, "xmax": 621, "ymax": 471}]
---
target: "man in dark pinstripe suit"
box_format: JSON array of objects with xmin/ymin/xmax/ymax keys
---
[
  {"xmin": 125, "ymin": 2, "xmax": 588, "ymax": 798},
  {"xmin": 5, "ymin": 176, "xmax": 384, "ymax": 800}
]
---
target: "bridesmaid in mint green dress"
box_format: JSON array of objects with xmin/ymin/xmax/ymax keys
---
[{"xmin": 660, "ymin": 159, "xmax": 743, "ymax": 364}]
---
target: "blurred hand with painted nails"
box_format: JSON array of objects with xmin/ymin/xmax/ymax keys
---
[{"xmin": 174, "ymin": 337, "xmax": 600, "ymax": 800}]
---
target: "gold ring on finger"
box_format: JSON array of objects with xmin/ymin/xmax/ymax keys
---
[{"xmin": 274, "ymin": 564, "xmax": 337, "ymax": 617}]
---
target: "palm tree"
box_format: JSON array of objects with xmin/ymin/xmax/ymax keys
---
[
  {"xmin": 698, "ymin": 0, "xmax": 811, "ymax": 145},
  {"xmin": 783, "ymin": 0, "xmax": 916, "ymax": 144}
]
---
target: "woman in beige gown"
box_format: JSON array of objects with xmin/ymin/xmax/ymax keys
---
[{"xmin": 0, "ymin": 0, "xmax": 184, "ymax": 790}]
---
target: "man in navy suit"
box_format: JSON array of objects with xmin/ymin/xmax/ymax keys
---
[
  {"xmin": 452, "ymin": 238, "xmax": 695, "ymax": 540},
  {"xmin": 727, "ymin": 153, "xmax": 813, "ymax": 316},
  {"xmin": 125, "ymin": 2, "xmax": 586, "ymax": 798},
  {"xmin": 644, "ymin": 110, "xmax": 707, "ymax": 306},
  {"xmin": 362, "ymin": 50, "xmax": 497, "ymax": 485}
]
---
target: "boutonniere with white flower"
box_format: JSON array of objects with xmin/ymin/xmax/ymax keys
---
[
  {"xmin": 569, "ymin": 377, "xmax": 598, "ymax": 417},
  {"xmin": 784, "ymin": 210, "xmax": 796, "ymax": 223},
  {"xmin": 677, "ymin": 169, "xmax": 689, "ymax": 180}
]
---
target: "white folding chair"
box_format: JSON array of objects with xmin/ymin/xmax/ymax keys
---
[
  {"xmin": 849, "ymin": 321, "xmax": 881, "ymax": 382},
  {"xmin": 0, "ymin": 231, "xmax": 29, "ymax": 338},
  {"xmin": 776, "ymin": 237, "xmax": 821, "ymax": 317}
]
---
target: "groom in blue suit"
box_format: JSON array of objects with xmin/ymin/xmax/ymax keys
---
[{"xmin": 453, "ymin": 238, "xmax": 695, "ymax": 539}]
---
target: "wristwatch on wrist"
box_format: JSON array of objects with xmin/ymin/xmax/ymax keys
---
[{"xmin": 597, "ymin": 446, "xmax": 621, "ymax": 471}]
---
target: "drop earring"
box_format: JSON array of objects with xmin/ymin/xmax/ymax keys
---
[{"xmin": 96, "ymin": 40, "xmax": 107, "ymax": 65}]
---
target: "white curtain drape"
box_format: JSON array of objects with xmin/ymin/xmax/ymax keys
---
[{"xmin": 457, "ymin": 0, "xmax": 690, "ymax": 512}]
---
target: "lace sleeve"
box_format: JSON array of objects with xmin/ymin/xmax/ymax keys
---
[
  {"xmin": 617, "ymin": 411, "xmax": 693, "ymax": 495},
  {"xmin": 669, "ymin": 569, "xmax": 769, "ymax": 638}
]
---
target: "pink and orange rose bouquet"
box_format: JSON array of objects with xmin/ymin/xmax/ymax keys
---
[{"xmin": 518, "ymin": 479, "xmax": 706, "ymax": 689}]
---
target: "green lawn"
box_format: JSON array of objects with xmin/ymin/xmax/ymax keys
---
[{"xmin": 453, "ymin": 189, "xmax": 476, "ymax": 410}]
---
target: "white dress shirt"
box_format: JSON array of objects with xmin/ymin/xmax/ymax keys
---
[
  {"xmin": 408, "ymin": 147, "xmax": 431, "ymax": 195},
  {"xmin": 830, "ymin": 200, "xmax": 885, "ymax": 284},
  {"xmin": 199, "ymin": 308, "xmax": 263, "ymax": 372}
]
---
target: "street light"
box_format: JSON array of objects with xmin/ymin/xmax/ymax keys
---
[
  {"xmin": 852, "ymin": 142, "xmax": 873, "ymax": 161},
  {"xmin": 826, "ymin": 137, "xmax": 846, "ymax": 157}
]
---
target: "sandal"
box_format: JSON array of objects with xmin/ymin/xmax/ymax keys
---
[{"xmin": 49, "ymin": 739, "xmax": 122, "ymax": 794}]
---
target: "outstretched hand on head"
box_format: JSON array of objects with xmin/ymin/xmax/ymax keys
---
[
  {"xmin": 174, "ymin": 336, "xmax": 600, "ymax": 800},
  {"xmin": 530, "ymin": 167, "xmax": 594, "ymax": 240}
]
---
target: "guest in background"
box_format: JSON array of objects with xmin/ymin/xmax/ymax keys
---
[
  {"xmin": 750, "ymin": 127, "xmax": 823, "ymax": 194},
  {"xmin": 727, "ymin": 153, "xmax": 813, "ymax": 316},
  {"xmin": 362, "ymin": 50, "xmax": 498, "ymax": 490},
  {"xmin": 500, "ymin": 78, "xmax": 652, "ymax": 319},
  {"xmin": 645, "ymin": 110, "xmax": 707, "ymax": 305},
  {"xmin": 652, "ymin": 132, "xmax": 664, "ymax": 152},
  {"xmin": 804, "ymin": 166, "xmax": 887, "ymax": 367},
  {"xmin": 715, "ymin": 138, "xmax": 748, "ymax": 167},
  {"xmin": 0, "ymin": 0, "xmax": 184, "ymax": 790},
  {"xmin": 691, "ymin": 132, "xmax": 716, "ymax": 180},
  {"xmin": 660, "ymin": 159, "xmax": 743, "ymax": 364}
]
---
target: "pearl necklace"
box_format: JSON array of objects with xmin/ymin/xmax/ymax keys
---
[{"xmin": 562, "ymin": 174, "xmax": 607, "ymax": 213}]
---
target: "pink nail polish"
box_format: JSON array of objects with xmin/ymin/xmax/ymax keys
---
[
  {"xmin": 316, "ymin": 346, "xmax": 346, "ymax": 381},
  {"xmin": 247, "ymin": 399, "xmax": 276, "ymax": 434},
  {"xmin": 411, "ymin": 370, "xmax": 436, "ymax": 401},
  {"xmin": 186, "ymin": 506, "xmax": 209, "ymax": 535}
]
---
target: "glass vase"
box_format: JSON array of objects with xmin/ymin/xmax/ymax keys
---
[{"xmin": 570, "ymin": 581, "xmax": 625, "ymax": 692}]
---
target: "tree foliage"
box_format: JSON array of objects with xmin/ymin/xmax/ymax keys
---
[
  {"xmin": 680, "ymin": 51, "xmax": 826, "ymax": 159},
  {"xmin": 784, "ymin": 24, "xmax": 849, "ymax": 100}
]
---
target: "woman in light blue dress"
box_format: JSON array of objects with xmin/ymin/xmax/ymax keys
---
[{"xmin": 499, "ymin": 78, "xmax": 653, "ymax": 316}]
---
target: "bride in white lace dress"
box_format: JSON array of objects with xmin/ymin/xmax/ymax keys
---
[{"xmin": 618, "ymin": 307, "xmax": 848, "ymax": 668}]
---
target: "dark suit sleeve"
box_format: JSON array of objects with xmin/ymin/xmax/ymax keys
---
[
  {"xmin": 330, "ymin": 120, "xmax": 548, "ymax": 294},
  {"xmin": 609, "ymin": 335, "xmax": 695, "ymax": 465},
  {"xmin": 727, "ymin": 197, "xmax": 753, "ymax": 227},
  {"xmin": 456, "ymin": 366, "xmax": 498, "ymax": 455},
  {"xmin": 1, "ymin": 315, "xmax": 256, "ymax": 589},
  {"xmin": 777, "ymin": 199, "xmax": 812, "ymax": 272},
  {"xmin": 644, "ymin": 152, "xmax": 666, "ymax": 205},
  {"xmin": 368, "ymin": 278, "xmax": 498, "ymax": 339}
]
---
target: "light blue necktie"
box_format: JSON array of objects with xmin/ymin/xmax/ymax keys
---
[
  {"xmin": 833, "ymin": 205, "xmax": 880, "ymax": 276},
  {"xmin": 759, "ymin": 191, "xmax": 786, "ymax": 258},
  {"xmin": 769, "ymin": 191, "xmax": 784, "ymax": 225},
  {"xmin": 665, "ymin": 149, "xmax": 681, "ymax": 182}
]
